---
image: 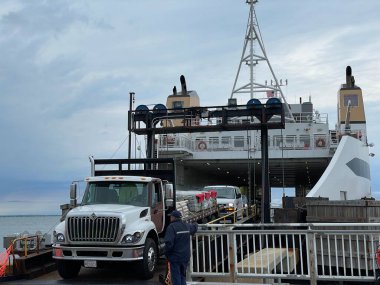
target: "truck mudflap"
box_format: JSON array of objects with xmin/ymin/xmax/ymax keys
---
[{"xmin": 52, "ymin": 244, "xmax": 145, "ymax": 261}]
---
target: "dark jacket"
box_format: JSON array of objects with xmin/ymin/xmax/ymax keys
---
[{"xmin": 164, "ymin": 219, "xmax": 198, "ymax": 263}]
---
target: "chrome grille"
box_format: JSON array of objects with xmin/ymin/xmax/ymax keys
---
[{"xmin": 67, "ymin": 216, "xmax": 120, "ymax": 242}]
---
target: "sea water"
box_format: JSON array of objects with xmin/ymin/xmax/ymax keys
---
[{"xmin": 0, "ymin": 215, "xmax": 60, "ymax": 253}]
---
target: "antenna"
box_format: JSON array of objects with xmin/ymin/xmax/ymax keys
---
[{"xmin": 230, "ymin": 0, "xmax": 294, "ymax": 121}]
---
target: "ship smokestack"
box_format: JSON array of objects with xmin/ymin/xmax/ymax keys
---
[
  {"xmin": 346, "ymin": 66, "xmax": 352, "ymax": 88},
  {"xmin": 173, "ymin": 86, "xmax": 177, "ymax": 95},
  {"xmin": 180, "ymin": 75, "xmax": 187, "ymax": 95}
]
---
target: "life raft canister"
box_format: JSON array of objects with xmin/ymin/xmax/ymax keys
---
[
  {"xmin": 316, "ymin": 138, "xmax": 326, "ymax": 147},
  {"xmin": 197, "ymin": 141, "xmax": 207, "ymax": 150}
]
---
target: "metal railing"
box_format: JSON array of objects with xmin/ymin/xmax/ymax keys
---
[
  {"xmin": 12, "ymin": 235, "xmax": 44, "ymax": 257},
  {"xmin": 157, "ymin": 133, "xmax": 333, "ymax": 154},
  {"xmin": 207, "ymin": 205, "xmax": 257, "ymax": 224},
  {"xmin": 190, "ymin": 223, "xmax": 380, "ymax": 284}
]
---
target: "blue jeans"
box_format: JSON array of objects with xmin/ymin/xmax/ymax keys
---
[{"xmin": 170, "ymin": 262, "xmax": 187, "ymax": 285}]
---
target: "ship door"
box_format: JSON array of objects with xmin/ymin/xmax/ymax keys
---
[{"xmin": 150, "ymin": 180, "xmax": 164, "ymax": 233}]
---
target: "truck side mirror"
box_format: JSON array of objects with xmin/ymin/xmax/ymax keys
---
[
  {"xmin": 70, "ymin": 183, "xmax": 77, "ymax": 208},
  {"xmin": 165, "ymin": 184, "xmax": 173, "ymax": 199},
  {"xmin": 236, "ymin": 193, "xmax": 242, "ymax": 199}
]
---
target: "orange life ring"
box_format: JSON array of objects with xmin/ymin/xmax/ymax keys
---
[
  {"xmin": 316, "ymin": 138, "xmax": 326, "ymax": 147},
  {"xmin": 197, "ymin": 141, "xmax": 207, "ymax": 150}
]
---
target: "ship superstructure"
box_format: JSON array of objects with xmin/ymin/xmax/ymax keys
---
[{"xmin": 152, "ymin": 1, "xmax": 371, "ymax": 202}]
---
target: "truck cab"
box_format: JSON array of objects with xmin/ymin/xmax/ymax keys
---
[
  {"xmin": 53, "ymin": 158, "xmax": 176, "ymax": 280},
  {"xmin": 81, "ymin": 176, "xmax": 166, "ymax": 233}
]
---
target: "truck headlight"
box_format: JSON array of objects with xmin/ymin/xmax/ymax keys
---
[
  {"xmin": 54, "ymin": 232, "xmax": 65, "ymax": 243},
  {"xmin": 121, "ymin": 231, "xmax": 145, "ymax": 244},
  {"xmin": 225, "ymin": 203, "xmax": 235, "ymax": 212}
]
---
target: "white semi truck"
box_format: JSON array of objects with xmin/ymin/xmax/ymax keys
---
[{"xmin": 52, "ymin": 158, "xmax": 218, "ymax": 279}]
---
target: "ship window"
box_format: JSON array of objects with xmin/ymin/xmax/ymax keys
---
[
  {"xmin": 285, "ymin": 135, "xmax": 296, "ymax": 147},
  {"xmin": 299, "ymin": 135, "xmax": 311, "ymax": 148},
  {"xmin": 209, "ymin": 137, "xmax": 219, "ymax": 147},
  {"xmin": 221, "ymin": 136, "xmax": 230, "ymax": 145},
  {"xmin": 172, "ymin": 101, "xmax": 184, "ymax": 109},
  {"xmin": 234, "ymin": 136, "xmax": 245, "ymax": 148},
  {"xmin": 273, "ymin": 135, "xmax": 283, "ymax": 148},
  {"xmin": 344, "ymin": 95, "xmax": 358, "ymax": 107}
]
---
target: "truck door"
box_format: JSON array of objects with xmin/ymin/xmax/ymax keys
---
[{"xmin": 150, "ymin": 181, "xmax": 164, "ymax": 233}]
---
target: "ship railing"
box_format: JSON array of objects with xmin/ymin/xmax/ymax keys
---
[
  {"xmin": 190, "ymin": 223, "xmax": 380, "ymax": 284},
  {"xmin": 291, "ymin": 112, "xmax": 328, "ymax": 124},
  {"xmin": 158, "ymin": 134, "xmax": 333, "ymax": 153},
  {"xmin": 157, "ymin": 120, "xmax": 340, "ymax": 153},
  {"xmin": 157, "ymin": 134, "xmax": 193, "ymax": 150}
]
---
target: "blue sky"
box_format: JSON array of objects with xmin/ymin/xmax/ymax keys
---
[{"xmin": 0, "ymin": 0, "xmax": 379, "ymax": 215}]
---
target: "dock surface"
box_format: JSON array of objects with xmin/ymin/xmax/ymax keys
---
[{"xmin": 2, "ymin": 258, "xmax": 167, "ymax": 284}]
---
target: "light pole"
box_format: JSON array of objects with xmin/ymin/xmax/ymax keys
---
[{"xmin": 128, "ymin": 92, "xmax": 135, "ymax": 170}]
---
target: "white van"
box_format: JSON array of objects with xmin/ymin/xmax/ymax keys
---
[{"xmin": 203, "ymin": 185, "xmax": 243, "ymax": 219}]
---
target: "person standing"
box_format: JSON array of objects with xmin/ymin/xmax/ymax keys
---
[{"xmin": 164, "ymin": 210, "xmax": 198, "ymax": 285}]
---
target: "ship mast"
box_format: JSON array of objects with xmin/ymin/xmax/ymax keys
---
[{"xmin": 231, "ymin": 0, "xmax": 294, "ymax": 121}]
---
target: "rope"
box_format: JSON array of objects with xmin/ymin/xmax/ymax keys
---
[{"xmin": 0, "ymin": 244, "xmax": 13, "ymax": 277}]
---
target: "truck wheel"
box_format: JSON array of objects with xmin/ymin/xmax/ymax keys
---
[
  {"xmin": 375, "ymin": 269, "xmax": 380, "ymax": 285},
  {"xmin": 139, "ymin": 238, "xmax": 157, "ymax": 279},
  {"xmin": 56, "ymin": 260, "xmax": 81, "ymax": 279}
]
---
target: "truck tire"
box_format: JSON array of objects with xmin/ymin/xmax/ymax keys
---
[
  {"xmin": 375, "ymin": 269, "xmax": 380, "ymax": 285},
  {"xmin": 139, "ymin": 238, "xmax": 157, "ymax": 279},
  {"xmin": 56, "ymin": 260, "xmax": 81, "ymax": 279}
]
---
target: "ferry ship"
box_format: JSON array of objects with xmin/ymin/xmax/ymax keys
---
[{"xmin": 131, "ymin": 0, "xmax": 372, "ymax": 204}]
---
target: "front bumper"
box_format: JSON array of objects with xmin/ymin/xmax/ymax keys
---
[{"xmin": 52, "ymin": 243, "xmax": 144, "ymax": 261}]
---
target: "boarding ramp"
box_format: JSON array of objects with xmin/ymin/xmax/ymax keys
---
[{"xmin": 190, "ymin": 223, "xmax": 380, "ymax": 284}]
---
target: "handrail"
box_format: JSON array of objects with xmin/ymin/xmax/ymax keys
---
[
  {"xmin": 11, "ymin": 235, "xmax": 42, "ymax": 257},
  {"xmin": 207, "ymin": 204, "xmax": 257, "ymax": 224},
  {"xmin": 190, "ymin": 223, "xmax": 380, "ymax": 284}
]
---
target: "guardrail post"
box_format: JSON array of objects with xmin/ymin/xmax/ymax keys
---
[
  {"xmin": 228, "ymin": 232, "xmax": 237, "ymax": 282},
  {"xmin": 307, "ymin": 232, "xmax": 317, "ymax": 285}
]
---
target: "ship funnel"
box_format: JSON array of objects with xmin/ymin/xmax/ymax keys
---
[
  {"xmin": 173, "ymin": 86, "xmax": 177, "ymax": 95},
  {"xmin": 346, "ymin": 66, "xmax": 355, "ymax": 88},
  {"xmin": 180, "ymin": 75, "xmax": 187, "ymax": 95}
]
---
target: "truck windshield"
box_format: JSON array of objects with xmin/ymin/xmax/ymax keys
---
[
  {"xmin": 204, "ymin": 186, "xmax": 235, "ymax": 199},
  {"xmin": 81, "ymin": 181, "xmax": 149, "ymax": 207}
]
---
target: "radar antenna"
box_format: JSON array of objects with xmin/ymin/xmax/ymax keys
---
[{"xmin": 230, "ymin": 0, "xmax": 294, "ymax": 121}]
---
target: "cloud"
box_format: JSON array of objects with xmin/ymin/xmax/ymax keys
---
[{"xmin": 0, "ymin": 0, "xmax": 379, "ymax": 214}]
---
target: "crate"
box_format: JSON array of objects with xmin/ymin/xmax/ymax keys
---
[
  {"xmin": 282, "ymin": 196, "xmax": 328, "ymax": 209},
  {"xmin": 306, "ymin": 199, "xmax": 380, "ymax": 222},
  {"xmin": 273, "ymin": 208, "xmax": 302, "ymax": 223}
]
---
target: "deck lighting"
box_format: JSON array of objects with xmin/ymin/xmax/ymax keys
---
[
  {"xmin": 153, "ymin": 104, "xmax": 167, "ymax": 115},
  {"xmin": 135, "ymin": 105, "xmax": 150, "ymax": 114},
  {"xmin": 247, "ymin": 98, "xmax": 262, "ymax": 109}
]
